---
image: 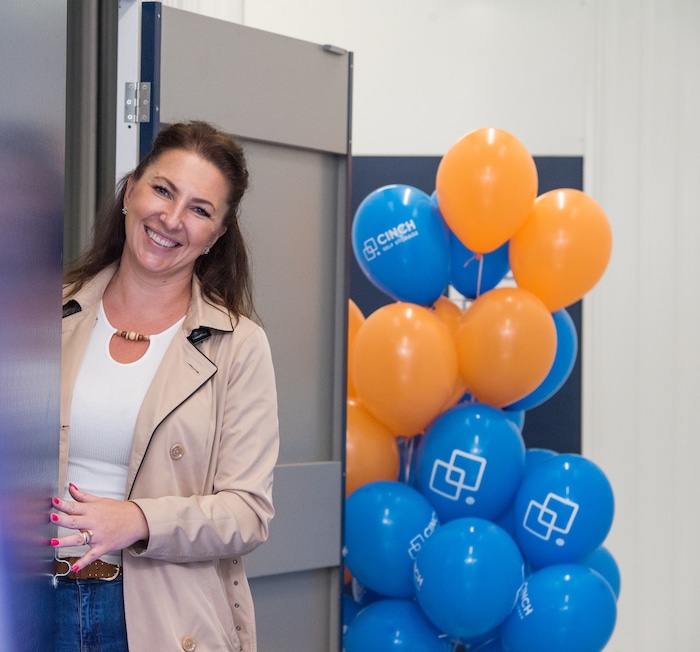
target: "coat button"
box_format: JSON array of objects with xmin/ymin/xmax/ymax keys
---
[
  {"xmin": 170, "ymin": 444, "xmax": 185, "ymax": 460},
  {"xmin": 181, "ymin": 636, "xmax": 196, "ymax": 651}
]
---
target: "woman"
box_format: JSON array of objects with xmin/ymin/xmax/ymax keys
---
[{"xmin": 50, "ymin": 121, "xmax": 279, "ymax": 652}]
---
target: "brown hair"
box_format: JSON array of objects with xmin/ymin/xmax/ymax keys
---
[{"xmin": 64, "ymin": 121, "xmax": 254, "ymax": 319}]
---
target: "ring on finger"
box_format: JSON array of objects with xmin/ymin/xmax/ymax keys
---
[{"xmin": 80, "ymin": 529, "xmax": 94, "ymax": 545}]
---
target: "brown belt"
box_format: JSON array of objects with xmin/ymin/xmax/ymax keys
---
[{"xmin": 55, "ymin": 557, "xmax": 122, "ymax": 581}]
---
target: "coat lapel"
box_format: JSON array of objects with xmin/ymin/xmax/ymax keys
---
[{"xmin": 124, "ymin": 332, "xmax": 216, "ymax": 497}]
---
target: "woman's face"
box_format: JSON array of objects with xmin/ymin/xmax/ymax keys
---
[{"xmin": 122, "ymin": 149, "xmax": 230, "ymax": 283}]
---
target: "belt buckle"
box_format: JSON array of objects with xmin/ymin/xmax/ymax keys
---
[{"xmin": 54, "ymin": 557, "xmax": 72, "ymax": 578}]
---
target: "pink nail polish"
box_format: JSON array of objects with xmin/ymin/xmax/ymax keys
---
[
  {"xmin": 52, "ymin": 497, "xmax": 60, "ymax": 506},
  {"xmin": 50, "ymin": 514, "xmax": 58, "ymax": 522},
  {"xmin": 50, "ymin": 539, "xmax": 59, "ymax": 546},
  {"xmin": 71, "ymin": 565, "xmax": 79, "ymax": 573},
  {"xmin": 69, "ymin": 483, "xmax": 78, "ymax": 490}
]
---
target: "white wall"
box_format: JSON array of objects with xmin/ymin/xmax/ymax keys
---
[
  {"xmin": 157, "ymin": 1, "xmax": 700, "ymax": 649},
  {"xmin": 583, "ymin": 2, "xmax": 700, "ymax": 650}
]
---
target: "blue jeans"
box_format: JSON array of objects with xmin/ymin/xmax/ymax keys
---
[{"xmin": 54, "ymin": 576, "xmax": 128, "ymax": 652}]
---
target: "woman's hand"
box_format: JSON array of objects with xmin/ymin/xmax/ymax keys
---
[{"xmin": 50, "ymin": 483, "xmax": 149, "ymax": 572}]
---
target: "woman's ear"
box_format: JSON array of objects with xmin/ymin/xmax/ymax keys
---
[
  {"xmin": 210, "ymin": 226, "xmax": 228, "ymax": 249},
  {"xmin": 123, "ymin": 175, "xmax": 134, "ymax": 207}
]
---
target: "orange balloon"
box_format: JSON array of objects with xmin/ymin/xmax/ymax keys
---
[
  {"xmin": 430, "ymin": 296, "xmax": 467, "ymax": 407},
  {"xmin": 456, "ymin": 287, "xmax": 556, "ymax": 408},
  {"xmin": 510, "ymin": 189, "xmax": 612, "ymax": 311},
  {"xmin": 436, "ymin": 127, "xmax": 538, "ymax": 253},
  {"xmin": 352, "ymin": 302, "xmax": 458, "ymax": 436},
  {"xmin": 430, "ymin": 295, "xmax": 462, "ymax": 335},
  {"xmin": 347, "ymin": 299, "xmax": 365, "ymax": 397},
  {"xmin": 345, "ymin": 398, "xmax": 401, "ymax": 497}
]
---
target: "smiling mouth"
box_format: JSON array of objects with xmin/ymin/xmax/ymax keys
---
[{"xmin": 145, "ymin": 226, "xmax": 180, "ymax": 248}]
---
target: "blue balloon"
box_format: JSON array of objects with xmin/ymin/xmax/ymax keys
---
[
  {"xmin": 503, "ymin": 408, "xmax": 525, "ymax": 432},
  {"xmin": 496, "ymin": 449, "xmax": 557, "ymax": 543},
  {"xmin": 352, "ymin": 185, "xmax": 450, "ymax": 305},
  {"xmin": 578, "ymin": 546, "xmax": 621, "ymax": 600},
  {"xmin": 495, "ymin": 504, "xmax": 518, "ymax": 541},
  {"xmin": 342, "ymin": 594, "xmax": 363, "ymax": 639},
  {"xmin": 459, "ymin": 626, "xmax": 502, "ymax": 650},
  {"xmin": 414, "ymin": 518, "xmax": 524, "ymax": 640},
  {"xmin": 512, "ymin": 454, "xmax": 614, "ymax": 569},
  {"xmin": 449, "ymin": 233, "xmax": 511, "ymax": 299},
  {"xmin": 344, "ymin": 481, "xmax": 439, "ymax": 598},
  {"xmin": 507, "ymin": 309, "xmax": 578, "ymax": 411},
  {"xmin": 472, "ymin": 638, "xmax": 508, "ymax": 651},
  {"xmin": 416, "ymin": 403, "xmax": 526, "ymax": 522},
  {"xmin": 344, "ymin": 599, "xmax": 452, "ymax": 652},
  {"xmin": 524, "ymin": 448, "xmax": 558, "ymax": 473},
  {"xmin": 500, "ymin": 564, "xmax": 617, "ymax": 652}
]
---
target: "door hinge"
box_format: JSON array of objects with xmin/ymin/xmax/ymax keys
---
[{"xmin": 124, "ymin": 82, "xmax": 151, "ymax": 123}]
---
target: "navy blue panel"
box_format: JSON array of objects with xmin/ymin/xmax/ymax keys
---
[
  {"xmin": 350, "ymin": 155, "xmax": 583, "ymax": 454},
  {"xmin": 139, "ymin": 2, "xmax": 162, "ymax": 160},
  {"xmin": 534, "ymin": 156, "xmax": 584, "ymax": 193}
]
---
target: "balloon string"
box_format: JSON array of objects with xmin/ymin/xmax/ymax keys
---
[
  {"xmin": 402, "ymin": 436, "xmax": 415, "ymax": 484},
  {"xmin": 461, "ymin": 252, "xmax": 485, "ymax": 298},
  {"xmin": 462, "ymin": 253, "xmax": 477, "ymax": 269},
  {"xmin": 475, "ymin": 254, "xmax": 485, "ymax": 298}
]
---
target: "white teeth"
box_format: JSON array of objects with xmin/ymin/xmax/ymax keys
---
[{"xmin": 146, "ymin": 227, "xmax": 179, "ymax": 248}]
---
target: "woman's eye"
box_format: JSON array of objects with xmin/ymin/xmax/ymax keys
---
[
  {"xmin": 153, "ymin": 185, "xmax": 171, "ymax": 197},
  {"xmin": 193, "ymin": 206, "xmax": 212, "ymax": 218}
]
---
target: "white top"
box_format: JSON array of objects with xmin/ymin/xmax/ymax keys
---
[{"xmin": 59, "ymin": 300, "xmax": 184, "ymax": 565}]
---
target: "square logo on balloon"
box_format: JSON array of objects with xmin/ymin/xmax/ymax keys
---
[
  {"xmin": 429, "ymin": 450, "xmax": 486, "ymax": 502},
  {"xmin": 522, "ymin": 492, "xmax": 579, "ymax": 542}
]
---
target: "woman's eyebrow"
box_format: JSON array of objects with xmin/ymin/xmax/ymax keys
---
[{"xmin": 152, "ymin": 175, "xmax": 216, "ymax": 209}]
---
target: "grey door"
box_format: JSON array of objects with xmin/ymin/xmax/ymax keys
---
[{"xmin": 139, "ymin": 5, "xmax": 351, "ymax": 650}]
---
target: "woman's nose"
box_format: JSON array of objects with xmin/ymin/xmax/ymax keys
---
[{"xmin": 160, "ymin": 203, "xmax": 185, "ymax": 229}]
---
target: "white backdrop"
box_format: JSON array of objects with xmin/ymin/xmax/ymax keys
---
[{"xmin": 153, "ymin": 1, "xmax": 700, "ymax": 649}]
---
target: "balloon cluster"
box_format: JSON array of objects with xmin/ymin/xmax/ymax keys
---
[{"xmin": 343, "ymin": 128, "xmax": 618, "ymax": 652}]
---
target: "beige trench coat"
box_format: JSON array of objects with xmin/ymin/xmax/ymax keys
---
[{"xmin": 60, "ymin": 265, "xmax": 279, "ymax": 652}]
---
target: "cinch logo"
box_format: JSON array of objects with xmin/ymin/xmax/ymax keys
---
[
  {"xmin": 407, "ymin": 511, "xmax": 439, "ymax": 560},
  {"xmin": 522, "ymin": 492, "xmax": 579, "ymax": 546},
  {"xmin": 362, "ymin": 237, "xmax": 379, "ymax": 261},
  {"xmin": 428, "ymin": 450, "xmax": 486, "ymax": 506},
  {"xmin": 414, "ymin": 564, "xmax": 424, "ymax": 589},
  {"xmin": 361, "ymin": 219, "xmax": 419, "ymax": 261},
  {"xmin": 516, "ymin": 581, "xmax": 534, "ymax": 618}
]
